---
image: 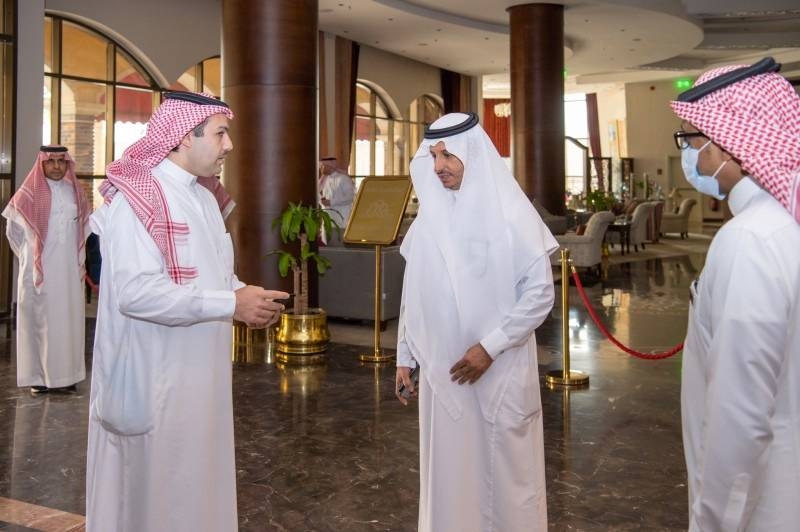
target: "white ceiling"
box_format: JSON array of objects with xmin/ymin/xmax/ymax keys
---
[{"xmin": 318, "ymin": 0, "xmax": 800, "ymax": 96}]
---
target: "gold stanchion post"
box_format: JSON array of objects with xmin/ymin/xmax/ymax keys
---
[
  {"xmin": 359, "ymin": 244, "xmax": 394, "ymax": 363},
  {"xmin": 546, "ymin": 248, "xmax": 589, "ymax": 387}
]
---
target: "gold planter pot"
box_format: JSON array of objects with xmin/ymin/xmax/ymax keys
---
[{"xmin": 275, "ymin": 308, "xmax": 330, "ymax": 363}]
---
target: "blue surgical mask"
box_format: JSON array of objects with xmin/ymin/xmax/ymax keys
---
[{"xmin": 681, "ymin": 140, "xmax": 727, "ymax": 200}]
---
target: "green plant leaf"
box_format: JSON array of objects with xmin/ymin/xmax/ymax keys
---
[
  {"xmin": 289, "ymin": 210, "xmax": 302, "ymax": 240},
  {"xmin": 279, "ymin": 209, "xmax": 293, "ymax": 243},
  {"xmin": 277, "ymin": 252, "xmax": 293, "ymax": 277},
  {"xmin": 314, "ymin": 254, "xmax": 332, "ymax": 275},
  {"xmin": 304, "ymin": 217, "xmax": 319, "ymax": 241}
]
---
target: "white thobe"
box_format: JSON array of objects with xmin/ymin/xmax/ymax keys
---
[
  {"xmin": 682, "ymin": 177, "xmax": 800, "ymax": 532},
  {"xmin": 319, "ymin": 170, "xmax": 355, "ymax": 227},
  {"xmin": 398, "ymin": 252, "xmax": 554, "ymax": 532},
  {"xmin": 2, "ymin": 178, "xmax": 85, "ymax": 388},
  {"xmin": 86, "ymin": 159, "xmax": 245, "ymax": 532}
]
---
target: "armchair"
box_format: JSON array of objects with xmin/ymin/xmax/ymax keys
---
[
  {"xmin": 550, "ymin": 211, "xmax": 615, "ymax": 271},
  {"xmin": 606, "ymin": 202, "xmax": 655, "ymax": 252},
  {"xmin": 661, "ymin": 198, "xmax": 697, "ymax": 238}
]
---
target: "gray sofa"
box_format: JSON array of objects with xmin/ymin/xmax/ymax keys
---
[{"xmin": 318, "ymin": 244, "xmax": 405, "ymax": 322}]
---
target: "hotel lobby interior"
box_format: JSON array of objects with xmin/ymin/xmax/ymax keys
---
[{"xmin": 1, "ymin": 1, "xmax": 799, "ymax": 530}]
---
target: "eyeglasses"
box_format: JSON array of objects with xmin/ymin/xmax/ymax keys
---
[{"xmin": 673, "ymin": 130, "xmax": 706, "ymax": 150}]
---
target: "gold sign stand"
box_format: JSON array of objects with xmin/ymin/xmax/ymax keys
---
[{"xmin": 343, "ymin": 176, "xmax": 413, "ymax": 364}]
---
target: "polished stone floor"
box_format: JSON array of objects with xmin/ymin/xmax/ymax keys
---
[{"xmin": 0, "ymin": 242, "xmax": 707, "ymax": 531}]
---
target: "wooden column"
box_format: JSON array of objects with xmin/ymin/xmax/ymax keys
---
[
  {"xmin": 222, "ymin": 0, "xmax": 318, "ymax": 292},
  {"xmin": 508, "ymin": 3, "xmax": 565, "ymax": 215}
]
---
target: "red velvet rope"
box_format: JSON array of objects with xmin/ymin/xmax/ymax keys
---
[{"xmin": 570, "ymin": 267, "xmax": 683, "ymax": 360}]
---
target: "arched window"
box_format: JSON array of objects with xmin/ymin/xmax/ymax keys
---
[
  {"xmin": 43, "ymin": 15, "xmax": 160, "ymax": 207},
  {"xmin": 408, "ymin": 94, "xmax": 443, "ymax": 152},
  {"xmin": 171, "ymin": 57, "xmax": 221, "ymax": 96},
  {"xmin": 352, "ymin": 82, "xmax": 408, "ymax": 178}
]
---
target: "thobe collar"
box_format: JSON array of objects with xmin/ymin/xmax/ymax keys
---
[
  {"xmin": 157, "ymin": 157, "xmax": 198, "ymax": 187},
  {"xmin": 45, "ymin": 177, "xmax": 69, "ymax": 189},
  {"xmin": 728, "ymin": 176, "xmax": 762, "ymax": 217}
]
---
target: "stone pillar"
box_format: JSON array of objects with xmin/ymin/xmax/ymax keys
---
[
  {"xmin": 222, "ymin": 0, "xmax": 318, "ymax": 292},
  {"xmin": 508, "ymin": 3, "xmax": 565, "ymax": 215}
]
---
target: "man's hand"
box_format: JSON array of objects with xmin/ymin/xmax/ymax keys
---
[
  {"xmin": 320, "ymin": 197, "xmax": 330, "ymax": 207},
  {"xmin": 395, "ymin": 366, "xmax": 417, "ymax": 406},
  {"xmin": 234, "ymin": 286, "xmax": 289, "ymax": 329},
  {"xmin": 449, "ymin": 343, "xmax": 493, "ymax": 385}
]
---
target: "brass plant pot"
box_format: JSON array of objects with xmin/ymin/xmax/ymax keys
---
[{"xmin": 275, "ymin": 308, "xmax": 330, "ymax": 362}]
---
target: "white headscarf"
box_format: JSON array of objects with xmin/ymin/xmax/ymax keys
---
[{"xmin": 401, "ymin": 113, "xmax": 557, "ymax": 422}]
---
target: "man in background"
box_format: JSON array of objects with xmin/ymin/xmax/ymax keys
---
[
  {"xmin": 318, "ymin": 156, "xmax": 355, "ymax": 228},
  {"xmin": 2, "ymin": 145, "xmax": 90, "ymax": 394}
]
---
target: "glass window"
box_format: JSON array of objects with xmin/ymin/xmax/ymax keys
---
[
  {"xmin": 42, "ymin": 76, "xmax": 53, "ymax": 145},
  {"xmin": 173, "ymin": 57, "xmax": 221, "ymax": 97},
  {"xmin": 44, "ymin": 15, "xmax": 158, "ymax": 192},
  {"xmin": 353, "ymin": 83, "xmax": 438, "ymax": 179},
  {"xmin": 564, "ymin": 94, "xmax": 589, "ymax": 195},
  {"xmin": 44, "ymin": 17, "xmax": 53, "ymax": 73},
  {"xmin": 114, "ymin": 87, "xmax": 152, "ymax": 158},
  {"xmin": 61, "ymin": 21, "xmax": 110, "ymax": 80},
  {"xmin": 116, "ymin": 50, "xmax": 149, "ymax": 87},
  {"xmin": 60, "ymin": 79, "xmax": 107, "ymax": 175},
  {"xmin": 171, "ymin": 65, "xmax": 198, "ymax": 92},
  {"xmin": 202, "ymin": 57, "xmax": 221, "ymax": 96}
]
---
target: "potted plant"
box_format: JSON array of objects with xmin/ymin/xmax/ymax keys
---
[
  {"xmin": 270, "ymin": 202, "xmax": 340, "ymax": 361},
  {"xmin": 584, "ymin": 189, "xmax": 616, "ymax": 212}
]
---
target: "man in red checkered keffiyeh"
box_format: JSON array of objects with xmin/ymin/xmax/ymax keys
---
[
  {"xmin": 100, "ymin": 91, "xmax": 235, "ymax": 283},
  {"xmin": 86, "ymin": 91, "xmax": 288, "ymax": 532},
  {"xmin": 671, "ymin": 58, "xmax": 800, "ymax": 532},
  {"xmin": 2, "ymin": 145, "xmax": 90, "ymax": 393}
]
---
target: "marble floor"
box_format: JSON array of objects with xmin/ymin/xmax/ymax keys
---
[{"xmin": 0, "ymin": 240, "xmax": 708, "ymax": 531}]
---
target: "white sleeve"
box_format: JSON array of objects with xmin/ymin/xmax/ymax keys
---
[
  {"xmin": 480, "ymin": 254, "xmax": 555, "ymax": 359},
  {"xmin": 105, "ymin": 196, "xmax": 236, "ymax": 326},
  {"xmin": 396, "ymin": 267, "xmax": 416, "ymax": 368},
  {"xmin": 690, "ymin": 229, "xmax": 789, "ymax": 531},
  {"xmin": 5, "ymin": 218, "xmax": 27, "ymax": 258},
  {"xmin": 329, "ymin": 175, "xmax": 355, "ymax": 208}
]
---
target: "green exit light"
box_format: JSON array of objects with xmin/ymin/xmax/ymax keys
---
[
  {"xmin": 563, "ymin": 69, "xmax": 567, "ymax": 79},
  {"xmin": 675, "ymin": 79, "xmax": 693, "ymax": 90}
]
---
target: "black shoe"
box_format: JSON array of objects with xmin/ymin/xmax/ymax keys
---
[
  {"xmin": 30, "ymin": 385, "xmax": 49, "ymax": 395},
  {"xmin": 54, "ymin": 384, "xmax": 78, "ymax": 394}
]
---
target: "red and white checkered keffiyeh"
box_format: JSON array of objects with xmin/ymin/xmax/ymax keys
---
[
  {"xmin": 6, "ymin": 148, "xmax": 90, "ymax": 288},
  {"xmin": 100, "ymin": 93, "xmax": 234, "ymax": 284},
  {"xmin": 671, "ymin": 65, "xmax": 800, "ymax": 224}
]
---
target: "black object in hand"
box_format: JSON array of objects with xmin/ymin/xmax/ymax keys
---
[{"xmin": 399, "ymin": 366, "xmax": 420, "ymax": 399}]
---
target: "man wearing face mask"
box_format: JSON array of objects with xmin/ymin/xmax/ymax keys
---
[{"xmin": 671, "ymin": 57, "xmax": 800, "ymax": 532}]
